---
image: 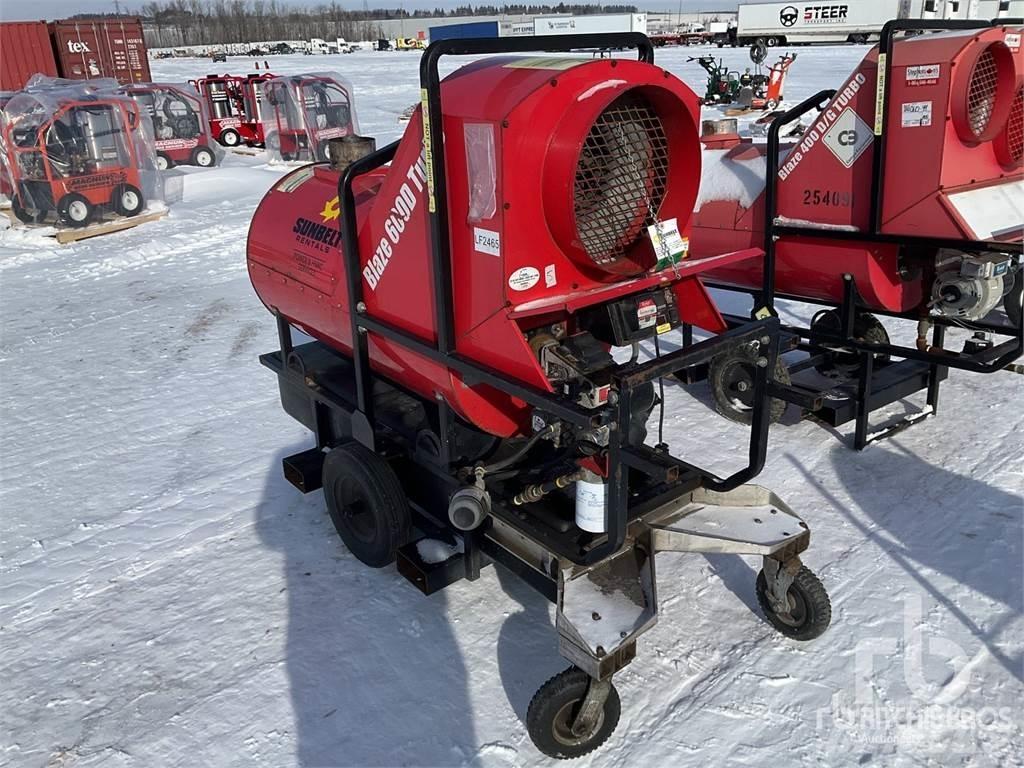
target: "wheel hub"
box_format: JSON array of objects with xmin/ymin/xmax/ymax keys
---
[
  {"xmin": 552, "ymin": 699, "xmax": 604, "ymax": 747},
  {"xmin": 722, "ymin": 359, "xmax": 756, "ymax": 410},
  {"xmin": 773, "ymin": 588, "xmax": 808, "ymax": 628},
  {"xmin": 337, "ymin": 477, "xmax": 377, "ymax": 543}
]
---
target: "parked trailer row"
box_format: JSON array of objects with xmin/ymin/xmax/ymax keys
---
[
  {"xmin": 428, "ymin": 14, "xmax": 647, "ymax": 43},
  {"xmin": 0, "ymin": 18, "xmax": 151, "ymax": 92}
]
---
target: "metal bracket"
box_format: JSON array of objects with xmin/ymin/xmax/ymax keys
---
[
  {"xmin": 556, "ymin": 542, "xmax": 656, "ymax": 680},
  {"xmin": 571, "ymin": 678, "xmax": 612, "ymax": 738},
  {"xmin": 648, "ymin": 484, "xmax": 810, "ymax": 559},
  {"xmin": 762, "ymin": 555, "xmax": 801, "ymax": 614}
]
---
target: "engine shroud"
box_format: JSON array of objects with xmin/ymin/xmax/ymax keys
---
[{"xmin": 247, "ymin": 56, "xmax": 710, "ymax": 437}]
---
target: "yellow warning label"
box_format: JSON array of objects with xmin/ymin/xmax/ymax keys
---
[
  {"xmin": 503, "ymin": 57, "xmax": 586, "ymax": 71},
  {"xmin": 754, "ymin": 306, "xmax": 773, "ymax": 320},
  {"xmin": 874, "ymin": 53, "xmax": 886, "ymax": 136},
  {"xmin": 420, "ymin": 87, "xmax": 436, "ymax": 214},
  {"xmin": 656, "ymin": 322, "xmax": 673, "ymax": 335}
]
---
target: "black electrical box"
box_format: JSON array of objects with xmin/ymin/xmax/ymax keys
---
[{"xmin": 580, "ymin": 288, "xmax": 680, "ymax": 347}]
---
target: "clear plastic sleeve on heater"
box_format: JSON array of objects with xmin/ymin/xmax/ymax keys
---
[
  {"xmin": 261, "ymin": 72, "xmax": 359, "ymax": 164},
  {"xmin": 464, "ymin": 122, "xmax": 497, "ymax": 223}
]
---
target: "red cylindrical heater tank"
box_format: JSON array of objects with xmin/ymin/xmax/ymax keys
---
[
  {"xmin": 248, "ymin": 56, "xmax": 704, "ymax": 437},
  {"xmin": 691, "ymin": 26, "xmax": 1023, "ymax": 313}
]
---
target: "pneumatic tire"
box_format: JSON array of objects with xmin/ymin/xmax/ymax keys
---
[
  {"xmin": 12, "ymin": 193, "xmax": 47, "ymax": 224},
  {"xmin": 709, "ymin": 346, "xmax": 790, "ymax": 425},
  {"xmin": 322, "ymin": 442, "xmax": 410, "ymax": 567},
  {"xmin": 527, "ymin": 668, "xmax": 621, "ymax": 759},
  {"xmin": 755, "ymin": 566, "xmax": 832, "ymax": 641},
  {"xmin": 111, "ymin": 184, "xmax": 144, "ymax": 217},
  {"xmin": 57, "ymin": 192, "xmax": 92, "ymax": 227},
  {"xmin": 192, "ymin": 146, "xmax": 217, "ymax": 167},
  {"xmin": 809, "ymin": 310, "xmax": 890, "ymax": 377}
]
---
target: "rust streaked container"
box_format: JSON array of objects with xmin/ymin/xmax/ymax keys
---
[
  {"xmin": 0, "ymin": 21, "xmax": 59, "ymax": 91},
  {"xmin": 49, "ymin": 18, "xmax": 151, "ymax": 85}
]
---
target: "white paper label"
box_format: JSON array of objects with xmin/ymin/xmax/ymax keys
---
[
  {"xmin": 1005, "ymin": 33, "xmax": 1021, "ymax": 51},
  {"xmin": 901, "ymin": 101, "xmax": 932, "ymax": 128},
  {"xmin": 544, "ymin": 264, "xmax": 557, "ymax": 288},
  {"xmin": 906, "ymin": 63, "xmax": 940, "ymax": 85},
  {"xmin": 508, "ymin": 266, "xmax": 540, "ymax": 292},
  {"xmin": 473, "ymin": 227, "xmax": 500, "ymax": 256}
]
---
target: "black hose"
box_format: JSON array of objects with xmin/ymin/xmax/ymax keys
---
[{"xmin": 477, "ymin": 423, "xmax": 555, "ymax": 476}]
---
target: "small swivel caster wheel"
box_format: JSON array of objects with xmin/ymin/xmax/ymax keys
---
[
  {"xmin": 527, "ymin": 668, "xmax": 620, "ymax": 759},
  {"xmin": 756, "ymin": 561, "xmax": 831, "ymax": 641}
]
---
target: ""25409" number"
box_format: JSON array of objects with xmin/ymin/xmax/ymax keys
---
[{"xmin": 802, "ymin": 189, "xmax": 852, "ymax": 207}]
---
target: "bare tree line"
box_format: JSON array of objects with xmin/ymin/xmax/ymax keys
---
[{"xmin": 139, "ymin": 1, "xmax": 639, "ymax": 47}]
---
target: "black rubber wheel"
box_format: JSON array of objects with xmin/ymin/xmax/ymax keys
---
[
  {"xmin": 155, "ymin": 152, "xmax": 173, "ymax": 171},
  {"xmin": 527, "ymin": 668, "xmax": 621, "ymax": 759},
  {"xmin": 1004, "ymin": 270, "xmax": 1022, "ymax": 328},
  {"xmin": 755, "ymin": 566, "xmax": 832, "ymax": 641},
  {"xmin": 709, "ymin": 346, "xmax": 791, "ymax": 425},
  {"xmin": 57, "ymin": 193, "xmax": 92, "ymax": 227},
  {"xmin": 11, "ymin": 194, "xmax": 47, "ymax": 224},
  {"xmin": 322, "ymin": 442, "xmax": 410, "ymax": 568},
  {"xmin": 316, "ymin": 140, "xmax": 331, "ymax": 163},
  {"xmin": 191, "ymin": 146, "xmax": 217, "ymax": 167},
  {"xmin": 111, "ymin": 184, "xmax": 144, "ymax": 217},
  {"xmin": 219, "ymin": 129, "xmax": 241, "ymax": 147},
  {"xmin": 809, "ymin": 309, "xmax": 890, "ymax": 377}
]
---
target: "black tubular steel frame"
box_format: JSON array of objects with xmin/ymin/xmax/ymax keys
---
[
  {"xmin": 326, "ymin": 33, "xmax": 779, "ymax": 566},
  {"xmin": 750, "ymin": 18, "xmax": 1024, "ymax": 377}
]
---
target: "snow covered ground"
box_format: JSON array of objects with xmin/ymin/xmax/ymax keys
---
[{"xmin": 1, "ymin": 45, "xmax": 1022, "ymax": 768}]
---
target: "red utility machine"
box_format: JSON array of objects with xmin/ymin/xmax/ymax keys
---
[
  {"xmin": 118, "ymin": 83, "xmax": 221, "ymax": 169},
  {"xmin": 192, "ymin": 72, "xmax": 275, "ymax": 147},
  {"xmin": 262, "ymin": 73, "xmax": 357, "ymax": 162},
  {"xmin": 688, "ymin": 20, "xmax": 1023, "ymax": 448},
  {"xmin": 3, "ymin": 92, "xmax": 147, "ymax": 227},
  {"xmin": 248, "ymin": 34, "xmax": 832, "ymax": 758}
]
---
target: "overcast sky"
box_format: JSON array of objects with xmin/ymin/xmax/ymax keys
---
[{"xmin": 0, "ymin": 0, "xmax": 762, "ymax": 23}]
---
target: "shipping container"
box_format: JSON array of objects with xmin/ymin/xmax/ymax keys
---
[
  {"xmin": 428, "ymin": 21, "xmax": 499, "ymax": 42},
  {"xmin": 0, "ymin": 22, "xmax": 59, "ymax": 91},
  {"xmin": 49, "ymin": 18, "xmax": 151, "ymax": 85},
  {"xmin": 533, "ymin": 13, "xmax": 648, "ymax": 36}
]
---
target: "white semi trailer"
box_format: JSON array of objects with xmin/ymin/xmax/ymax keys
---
[
  {"xmin": 533, "ymin": 13, "xmax": 648, "ymax": 36},
  {"xmin": 736, "ymin": 0, "xmax": 1023, "ymax": 46},
  {"xmin": 737, "ymin": 0, "xmax": 907, "ymax": 46}
]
